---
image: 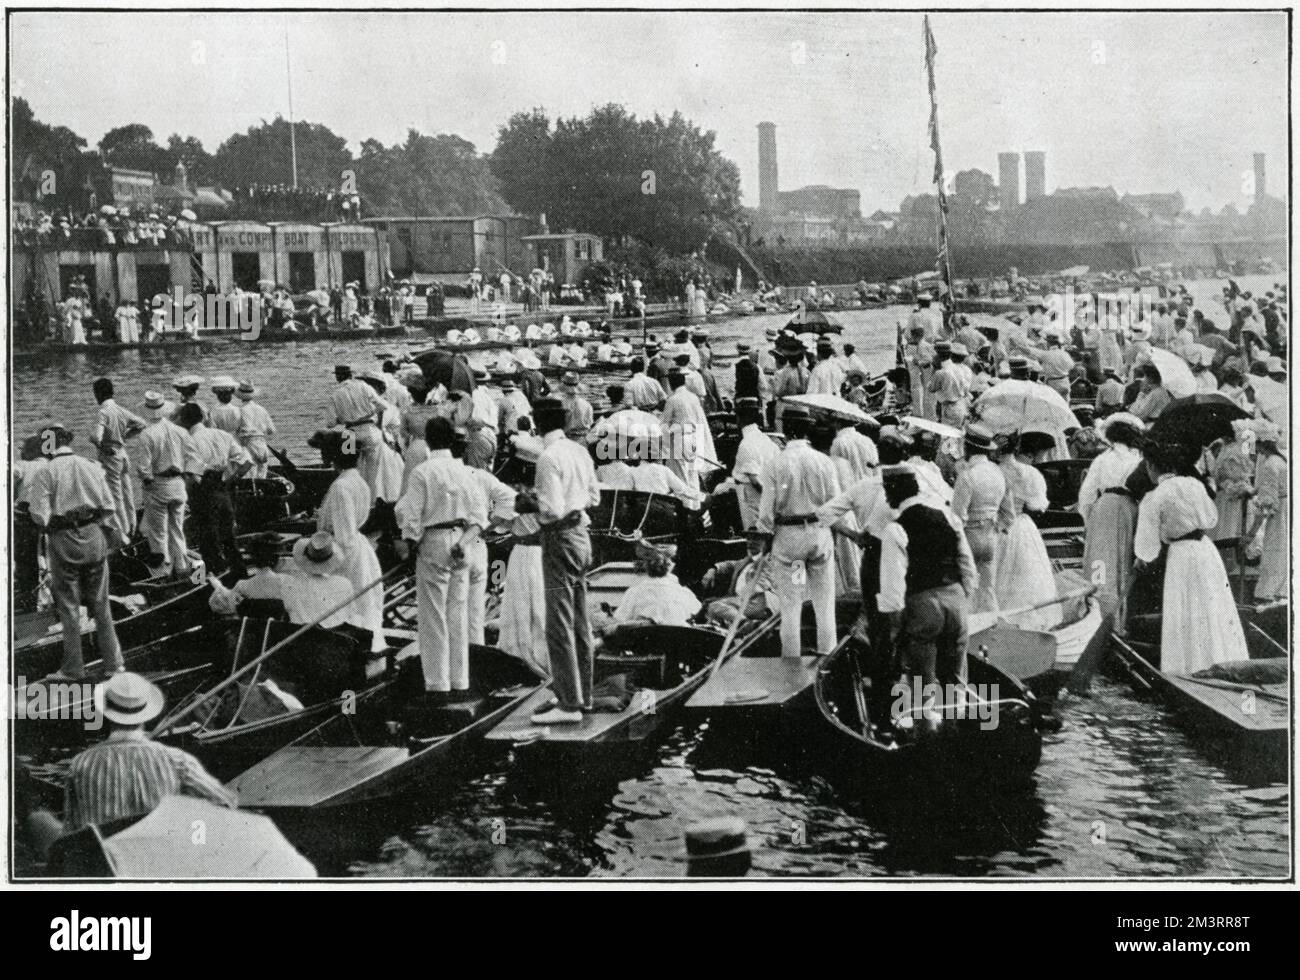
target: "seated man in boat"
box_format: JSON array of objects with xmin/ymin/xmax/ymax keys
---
[
  {"xmin": 60, "ymin": 672, "xmax": 235, "ymax": 836},
  {"xmin": 208, "ymin": 532, "xmax": 288, "ymax": 617},
  {"xmin": 699, "ymin": 531, "xmax": 777, "ymax": 632},
  {"xmin": 461, "ymin": 327, "xmax": 482, "ymax": 345},
  {"xmin": 524, "ymin": 322, "xmax": 543, "ymax": 342},
  {"xmin": 281, "ymin": 532, "xmax": 369, "ymax": 631},
  {"xmin": 591, "ymin": 541, "xmax": 702, "ymax": 637},
  {"xmin": 612, "ymin": 335, "xmax": 635, "ymax": 359},
  {"xmin": 546, "ymin": 341, "xmax": 568, "ymax": 367},
  {"xmin": 446, "ymin": 328, "xmax": 464, "ymax": 345},
  {"xmin": 595, "ymin": 337, "xmax": 615, "ymax": 362},
  {"xmin": 563, "ymin": 341, "xmax": 589, "ymax": 367},
  {"xmin": 503, "ymin": 323, "xmax": 522, "ymax": 343},
  {"xmin": 485, "ymin": 324, "xmax": 503, "ymax": 343}
]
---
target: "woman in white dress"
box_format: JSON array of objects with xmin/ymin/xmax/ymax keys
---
[
  {"xmin": 1210, "ymin": 421, "xmax": 1254, "ymax": 542},
  {"xmin": 1250, "ymin": 422, "xmax": 1288, "ymax": 603},
  {"xmin": 1134, "ymin": 440, "xmax": 1248, "ymax": 674},
  {"xmin": 1077, "ymin": 413, "xmax": 1145, "ymax": 630},
  {"xmin": 994, "ymin": 433, "xmax": 1057, "ymax": 616},
  {"xmin": 316, "ymin": 436, "xmax": 386, "ymax": 652},
  {"xmin": 495, "ymin": 514, "xmax": 548, "ymax": 676}
]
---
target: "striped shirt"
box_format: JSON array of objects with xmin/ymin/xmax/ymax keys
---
[
  {"xmin": 136, "ymin": 419, "xmax": 193, "ymax": 479},
  {"xmin": 63, "ymin": 729, "xmax": 236, "ymax": 832},
  {"xmin": 208, "ymin": 401, "xmax": 244, "ymax": 435},
  {"xmin": 92, "ymin": 399, "xmax": 146, "ymax": 453},
  {"xmin": 27, "ymin": 449, "xmax": 116, "ymax": 527}
]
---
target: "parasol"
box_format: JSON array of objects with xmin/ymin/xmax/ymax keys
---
[
  {"xmin": 1149, "ymin": 394, "xmax": 1253, "ymax": 448},
  {"xmin": 1247, "ymin": 376, "xmax": 1288, "ymax": 435},
  {"xmin": 784, "ymin": 393, "xmax": 876, "ymax": 425},
  {"xmin": 99, "ymin": 204, "xmax": 117, "ymax": 215},
  {"xmin": 55, "ymin": 797, "xmax": 316, "ymax": 878},
  {"xmin": 590, "ymin": 409, "xmax": 664, "ymax": 462},
  {"xmin": 413, "ymin": 350, "xmax": 476, "ymax": 394},
  {"xmin": 972, "ymin": 378, "xmax": 1079, "ymax": 454},
  {"xmin": 179, "ymin": 209, "xmax": 197, "ymax": 221},
  {"xmin": 901, "ymin": 415, "xmax": 963, "ymax": 440},
  {"xmin": 785, "ymin": 304, "xmax": 843, "ymax": 334},
  {"xmin": 1147, "ymin": 348, "xmax": 1197, "ymax": 398}
]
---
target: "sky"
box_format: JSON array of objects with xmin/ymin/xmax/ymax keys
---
[{"xmin": 9, "ymin": 9, "xmax": 1289, "ymax": 214}]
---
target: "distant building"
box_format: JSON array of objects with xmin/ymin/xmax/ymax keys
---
[
  {"xmin": 1121, "ymin": 193, "xmax": 1185, "ymax": 221},
  {"xmin": 757, "ymin": 122, "xmax": 779, "ymax": 212},
  {"xmin": 1024, "ymin": 151, "xmax": 1046, "ymax": 201},
  {"xmin": 521, "ymin": 232, "xmax": 604, "ymax": 286},
  {"xmin": 998, "ymin": 152, "xmax": 1021, "ymax": 211},
  {"xmin": 365, "ymin": 215, "xmax": 533, "ymax": 282},
  {"xmin": 777, "ymin": 185, "xmax": 861, "ymax": 220}
]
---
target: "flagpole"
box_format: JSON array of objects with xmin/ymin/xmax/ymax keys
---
[
  {"xmin": 285, "ymin": 26, "xmax": 298, "ymax": 190},
  {"xmin": 923, "ymin": 16, "xmax": 958, "ymax": 319}
]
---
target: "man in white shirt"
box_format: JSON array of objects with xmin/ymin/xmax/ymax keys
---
[
  {"xmin": 517, "ymin": 399, "xmax": 602, "ymax": 725},
  {"xmin": 178, "ymin": 403, "xmax": 251, "ymax": 577},
  {"xmin": 90, "ymin": 378, "xmax": 146, "ymax": 538},
  {"xmin": 136, "ymin": 390, "xmax": 195, "ymax": 578},
  {"xmin": 395, "ymin": 418, "xmax": 488, "ymax": 694},
  {"xmin": 756, "ymin": 403, "xmax": 841, "ymax": 657},
  {"xmin": 625, "ymin": 357, "xmax": 664, "ymax": 410},
  {"xmin": 27, "ymin": 424, "xmax": 126, "ymax": 677},
  {"xmin": 807, "ymin": 340, "xmax": 846, "ymax": 396},
  {"xmin": 722, "ymin": 399, "xmax": 779, "ymax": 530},
  {"xmin": 876, "ymin": 464, "xmax": 978, "ymax": 731}
]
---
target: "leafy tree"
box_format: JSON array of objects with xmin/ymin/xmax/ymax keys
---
[
  {"xmin": 12, "ymin": 96, "xmax": 100, "ymax": 207},
  {"xmin": 356, "ymin": 129, "xmax": 507, "ymax": 216},
  {"xmin": 212, "ymin": 116, "xmax": 352, "ymax": 189},
  {"xmin": 491, "ymin": 104, "xmax": 741, "ymax": 254},
  {"xmin": 98, "ymin": 123, "xmax": 168, "ymax": 173}
]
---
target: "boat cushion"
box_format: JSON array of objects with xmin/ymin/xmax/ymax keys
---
[{"xmin": 1192, "ymin": 658, "xmax": 1287, "ymax": 686}]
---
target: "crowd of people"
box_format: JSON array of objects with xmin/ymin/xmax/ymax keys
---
[
  {"xmin": 14, "ymin": 205, "xmax": 199, "ymax": 248},
  {"xmin": 226, "ymin": 184, "xmax": 363, "ymax": 223}
]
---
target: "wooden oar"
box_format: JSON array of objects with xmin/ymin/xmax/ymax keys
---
[
  {"xmin": 151, "ymin": 564, "xmax": 407, "ymax": 737},
  {"xmin": 268, "ymin": 445, "xmax": 297, "ymax": 474},
  {"xmin": 705, "ymin": 554, "xmax": 770, "ymax": 682},
  {"xmin": 1249, "ymin": 621, "xmax": 1288, "ymax": 657},
  {"xmin": 1179, "ymin": 673, "xmax": 1288, "ymax": 704},
  {"xmin": 996, "ymin": 585, "xmax": 1097, "ymax": 622}
]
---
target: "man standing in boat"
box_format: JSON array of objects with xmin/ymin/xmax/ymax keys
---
[
  {"xmin": 26, "ymin": 424, "xmax": 126, "ymax": 679},
  {"xmin": 516, "ymin": 397, "xmax": 601, "ymax": 726},
  {"xmin": 90, "ymin": 378, "xmax": 145, "ymax": 540},
  {"xmin": 178, "ymin": 403, "xmax": 251, "ymax": 578},
  {"xmin": 877, "ymin": 463, "xmax": 978, "ymax": 732},
  {"xmin": 395, "ymin": 418, "xmax": 489, "ymax": 697},
  {"xmin": 326, "ymin": 365, "xmax": 389, "ymax": 503},
  {"xmin": 234, "ymin": 381, "xmax": 276, "ymax": 479},
  {"xmin": 756, "ymin": 403, "xmax": 841, "ymax": 658},
  {"xmin": 136, "ymin": 391, "xmax": 195, "ymax": 580}
]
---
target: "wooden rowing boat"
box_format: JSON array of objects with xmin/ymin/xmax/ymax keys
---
[
  {"xmin": 486, "ymin": 623, "xmax": 732, "ymax": 751},
  {"xmin": 13, "ymin": 569, "xmax": 236, "ymax": 681},
  {"xmin": 163, "ymin": 618, "xmax": 409, "ymax": 779},
  {"xmin": 814, "ymin": 635, "xmax": 1044, "ymax": 794},
  {"xmin": 1109, "ymin": 634, "xmax": 1287, "ymax": 775},
  {"xmin": 227, "ymin": 645, "xmax": 546, "ymax": 811}
]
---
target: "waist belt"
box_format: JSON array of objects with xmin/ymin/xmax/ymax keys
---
[
  {"xmin": 1171, "ymin": 529, "xmax": 1205, "ymax": 543},
  {"xmin": 48, "ymin": 511, "xmax": 100, "ymax": 531},
  {"xmin": 775, "ymin": 514, "xmax": 819, "ymax": 526},
  {"xmin": 1103, "ymin": 486, "xmax": 1134, "ymax": 499},
  {"xmin": 425, "ymin": 519, "xmax": 467, "ymax": 531},
  {"xmin": 153, "ymin": 467, "xmax": 183, "ymax": 478},
  {"xmin": 541, "ymin": 511, "xmax": 585, "ymax": 530}
]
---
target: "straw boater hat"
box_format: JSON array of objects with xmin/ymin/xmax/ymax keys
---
[
  {"xmin": 499, "ymin": 377, "xmax": 517, "ymax": 392},
  {"xmin": 236, "ymin": 381, "xmax": 258, "ymax": 401},
  {"xmin": 94, "ymin": 672, "xmax": 166, "ymax": 726},
  {"xmin": 293, "ymin": 531, "xmax": 346, "ymax": 576},
  {"xmin": 142, "ymin": 390, "xmax": 168, "ymax": 419},
  {"xmin": 963, "ymin": 423, "xmax": 997, "ymax": 452},
  {"xmin": 561, "ymin": 370, "xmax": 580, "ymax": 389},
  {"xmin": 210, "ymin": 375, "xmax": 237, "ymax": 391},
  {"xmin": 173, "ymin": 374, "xmax": 203, "ymax": 390}
]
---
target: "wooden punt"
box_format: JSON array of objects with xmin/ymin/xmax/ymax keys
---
[{"xmin": 227, "ymin": 645, "xmax": 546, "ymax": 811}]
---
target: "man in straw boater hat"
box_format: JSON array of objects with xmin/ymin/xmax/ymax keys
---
[
  {"xmin": 61, "ymin": 672, "xmax": 234, "ymax": 834},
  {"xmin": 876, "ymin": 462, "xmax": 978, "ymax": 734},
  {"xmin": 514, "ymin": 397, "xmax": 601, "ymax": 725},
  {"xmin": 558, "ymin": 370, "xmax": 594, "ymax": 441},
  {"xmin": 89, "ymin": 377, "xmax": 145, "ymax": 539},
  {"xmin": 755, "ymin": 401, "xmax": 841, "ymax": 658},
  {"xmin": 135, "ymin": 390, "xmax": 195, "ymax": 580},
  {"xmin": 234, "ymin": 379, "xmax": 277, "ymax": 478},
  {"xmin": 26, "ymin": 424, "xmax": 126, "ymax": 679},
  {"xmin": 395, "ymin": 418, "xmax": 489, "ymax": 698},
  {"xmin": 326, "ymin": 364, "xmax": 389, "ymax": 504},
  {"xmin": 208, "ymin": 375, "xmax": 242, "ymax": 434},
  {"xmin": 177, "ymin": 402, "xmax": 251, "ymax": 578}
]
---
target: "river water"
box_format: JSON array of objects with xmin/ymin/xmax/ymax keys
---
[{"xmin": 10, "ymin": 280, "xmax": 1290, "ymax": 879}]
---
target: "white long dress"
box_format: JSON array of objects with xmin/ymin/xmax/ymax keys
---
[
  {"xmin": 830, "ymin": 456, "xmax": 862, "ymax": 596},
  {"xmin": 995, "ymin": 457, "xmax": 1057, "ymax": 616},
  {"xmin": 496, "ymin": 538, "xmax": 548, "ymax": 676},
  {"xmin": 1134, "ymin": 475, "xmax": 1249, "ymax": 674},
  {"xmin": 317, "ymin": 468, "xmax": 385, "ymax": 651}
]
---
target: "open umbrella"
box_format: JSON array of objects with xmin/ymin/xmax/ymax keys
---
[
  {"xmin": 784, "ymin": 393, "xmax": 877, "ymax": 425},
  {"xmin": 901, "ymin": 415, "xmax": 963, "ymax": 440},
  {"xmin": 413, "ymin": 350, "xmax": 475, "ymax": 394},
  {"xmin": 1149, "ymin": 394, "xmax": 1253, "ymax": 448},
  {"xmin": 1147, "ymin": 348, "xmax": 1197, "ymax": 398},
  {"xmin": 99, "ymin": 204, "xmax": 117, "ymax": 215},
  {"xmin": 179, "ymin": 208, "xmax": 197, "ymax": 221},
  {"xmin": 54, "ymin": 797, "xmax": 316, "ymax": 878},
  {"xmin": 972, "ymin": 379, "xmax": 1079, "ymax": 455},
  {"xmin": 784, "ymin": 305, "xmax": 843, "ymax": 334},
  {"xmin": 590, "ymin": 409, "xmax": 664, "ymax": 461}
]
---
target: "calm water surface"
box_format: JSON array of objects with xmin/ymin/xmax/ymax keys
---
[{"xmin": 11, "ymin": 287, "xmax": 1290, "ymax": 878}]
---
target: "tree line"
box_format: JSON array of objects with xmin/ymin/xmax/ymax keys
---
[{"xmin": 13, "ymin": 97, "xmax": 743, "ymax": 255}]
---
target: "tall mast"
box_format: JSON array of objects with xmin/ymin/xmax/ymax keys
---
[
  {"xmin": 923, "ymin": 15, "xmax": 957, "ymax": 314},
  {"xmin": 286, "ymin": 25, "xmax": 298, "ymax": 189}
]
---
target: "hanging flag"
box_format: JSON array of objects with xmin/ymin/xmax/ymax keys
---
[{"xmin": 923, "ymin": 15, "xmax": 957, "ymax": 311}]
